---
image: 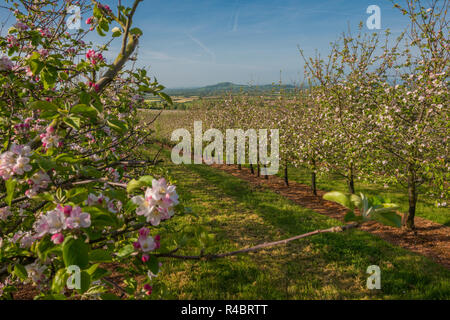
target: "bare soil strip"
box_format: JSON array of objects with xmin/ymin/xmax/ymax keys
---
[{"xmin": 211, "ymin": 164, "xmax": 450, "ymax": 270}]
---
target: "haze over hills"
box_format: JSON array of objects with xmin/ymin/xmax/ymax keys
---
[{"xmin": 164, "ymin": 82, "xmax": 299, "ymax": 97}]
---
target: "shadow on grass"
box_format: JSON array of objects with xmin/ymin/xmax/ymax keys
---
[{"xmin": 143, "ymin": 147, "xmax": 450, "ymax": 299}]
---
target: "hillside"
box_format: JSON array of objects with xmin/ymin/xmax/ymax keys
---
[{"xmin": 164, "ymin": 82, "xmax": 298, "ymax": 97}]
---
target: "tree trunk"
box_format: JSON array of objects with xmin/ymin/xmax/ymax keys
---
[
  {"xmin": 238, "ymin": 164, "xmax": 242, "ymax": 170},
  {"xmin": 348, "ymin": 166, "xmax": 355, "ymax": 194},
  {"xmin": 250, "ymin": 163, "xmax": 254, "ymax": 175},
  {"xmin": 257, "ymin": 160, "xmax": 260, "ymax": 177},
  {"xmin": 406, "ymin": 165, "xmax": 417, "ymax": 229},
  {"xmin": 311, "ymin": 159, "xmax": 317, "ymax": 195},
  {"xmin": 284, "ymin": 159, "xmax": 289, "ymax": 186}
]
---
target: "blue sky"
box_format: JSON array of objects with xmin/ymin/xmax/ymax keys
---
[
  {"xmin": 126, "ymin": 0, "xmax": 410, "ymax": 88},
  {"xmin": 2, "ymin": 0, "xmax": 412, "ymax": 88}
]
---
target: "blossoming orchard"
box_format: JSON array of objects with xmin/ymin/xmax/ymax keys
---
[
  {"xmin": 0, "ymin": 0, "xmax": 181, "ymax": 299},
  {"xmin": 0, "ymin": 0, "xmax": 449, "ymax": 301}
]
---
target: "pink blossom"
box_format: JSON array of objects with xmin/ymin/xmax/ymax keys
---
[
  {"xmin": 86, "ymin": 49, "xmax": 104, "ymax": 65},
  {"xmin": 14, "ymin": 22, "xmax": 28, "ymax": 31},
  {"xmin": 143, "ymin": 284, "xmax": 152, "ymax": 295},
  {"xmin": 0, "ymin": 207, "xmax": 11, "ymax": 221},
  {"xmin": 51, "ymin": 233, "xmax": 64, "ymax": 244},
  {"xmin": 0, "ymin": 56, "xmax": 14, "ymax": 71},
  {"xmin": 0, "ymin": 144, "xmax": 32, "ymax": 180},
  {"xmin": 66, "ymin": 206, "xmax": 91, "ymax": 229},
  {"xmin": 131, "ymin": 179, "xmax": 178, "ymax": 226}
]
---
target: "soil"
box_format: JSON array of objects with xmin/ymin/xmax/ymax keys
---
[
  {"xmin": 211, "ymin": 163, "xmax": 450, "ymax": 270},
  {"xmin": 9, "ymin": 158, "xmax": 449, "ymax": 300}
]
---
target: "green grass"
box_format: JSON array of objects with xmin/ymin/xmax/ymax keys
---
[
  {"xmin": 142, "ymin": 146, "xmax": 450, "ymax": 300},
  {"xmin": 275, "ymin": 166, "xmax": 449, "ymax": 226}
]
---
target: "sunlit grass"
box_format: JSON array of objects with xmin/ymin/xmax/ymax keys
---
[
  {"xmin": 276, "ymin": 166, "xmax": 449, "ymax": 226},
  {"xmin": 142, "ymin": 146, "xmax": 450, "ymax": 300}
]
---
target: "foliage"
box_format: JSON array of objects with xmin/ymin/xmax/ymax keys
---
[{"xmin": 0, "ymin": 0, "xmax": 178, "ymax": 300}]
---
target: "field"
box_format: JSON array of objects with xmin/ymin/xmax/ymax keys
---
[
  {"xmin": 0, "ymin": 0, "xmax": 448, "ymax": 303},
  {"xmin": 131, "ymin": 108, "xmax": 450, "ymax": 299},
  {"xmin": 137, "ymin": 143, "xmax": 450, "ymax": 299}
]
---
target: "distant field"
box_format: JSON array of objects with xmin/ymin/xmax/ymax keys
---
[{"xmin": 140, "ymin": 109, "xmax": 450, "ymax": 227}]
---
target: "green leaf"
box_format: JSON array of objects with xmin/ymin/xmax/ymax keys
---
[
  {"xmin": 116, "ymin": 244, "xmax": 134, "ymax": 258},
  {"xmin": 96, "ymin": 25, "xmax": 106, "ymax": 37},
  {"xmin": 63, "ymin": 116, "xmax": 81, "ymax": 130},
  {"xmin": 323, "ymin": 191, "xmax": 352, "ymax": 209},
  {"xmin": 107, "ymin": 119, "xmax": 128, "ymax": 133},
  {"xmin": 80, "ymin": 166, "xmax": 103, "ymax": 177},
  {"xmin": 146, "ymin": 256, "xmax": 159, "ymax": 275},
  {"xmin": 37, "ymin": 236, "xmax": 55, "ymax": 261},
  {"xmin": 89, "ymin": 249, "xmax": 113, "ymax": 262},
  {"xmin": 138, "ymin": 175, "xmax": 154, "ymax": 186},
  {"xmin": 99, "ymin": 19, "xmax": 109, "ymax": 32},
  {"xmin": 89, "ymin": 266, "xmax": 110, "ymax": 281},
  {"xmin": 83, "ymin": 206, "xmax": 117, "ymax": 227},
  {"xmin": 29, "ymin": 60, "xmax": 44, "ymax": 75},
  {"xmin": 30, "ymin": 100, "xmax": 58, "ymax": 112},
  {"xmin": 100, "ymin": 293, "xmax": 120, "ymax": 300},
  {"xmin": 157, "ymin": 91, "xmax": 173, "ymax": 105},
  {"xmin": 79, "ymin": 91, "xmax": 91, "ymax": 105},
  {"xmin": 126, "ymin": 179, "xmax": 145, "ymax": 193},
  {"xmin": 71, "ymin": 104, "xmax": 98, "ymax": 119},
  {"xmin": 111, "ymin": 27, "xmax": 122, "ymax": 37},
  {"xmin": 350, "ymin": 194, "xmax": 362, "ymax": 209},
  {"xmin": 344, "ymin": 211, "xmax": 356, "ymax": 222},
  {"xmin": 55, "ymin": 153, "xmax": 82, "ymax": 164},
  {"xmin": 62, "ymin": 237, "xmax": 89, "ymax": 269},
  {"xmin": 129, "ymin": 28, "xmax": 143, "ymax": 36},
  {"xmin": 371, "ymin": 211, "xmax": 402, "ymax": 228},
  {"xmin": 52, "ymin": 268, "xmax": 68, "ymax": 293},
  {"xmin": 36, "ymin": 294, "xmax": 67, "ymax": 300},
  {"xmin": 36, "ymin": 157, "xmax": 56, "ymax": 171},
  {"xmin": 14, "ymin": 264, "xmax": 28, "ymax": 281},
  {"xmin": 374, "ymin": 203, "xmax": 400, "ymax": 213},
  {"xmin": 124, "ymin": 199, "xmax": 138, "ymax": 213},
  {"xmin": 93, "ymin": 4, "xmax": 102, "ymax": 18},
  {"xmin": 5, "ymin": 178, "xmax": 16, "ymax": 206},
  {"xmin": 39, "ymin": 110, "xmax": 59, "ymax": 120},
  {"xmin": 66, "ymin": 188, "xmax": 88, "ymax": 205},
  {"xmin": 77, "ymin": 271, "xmax": 91, "ymax": 294}
]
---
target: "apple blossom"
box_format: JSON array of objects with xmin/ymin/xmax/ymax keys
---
[
  {"xmin": 133, "ymin": 228, "xmax": 157, "ymax": 253},
  {"xmin": 40, "ymin": 126, "xmax": 61, "ymax": 149},
  {"xmin": 14, "ymin": 22, "xmax": 28, "ymax": 31},
  {"xmin": 51, "ymin": 233, "xmax": 64, "ymax": 244},
  {"xmin": 11, "ymin": 231, "xmax": 35, "ymax": 248},
  {"xmin": 0, "ymin": 144, "xmax": 32, "ymax": 180},
  {"xmin": 0, "ymin": 56, "xmax": 14, "ymax": 71},
  {"xmin": 66, "ymin": 206, "xmax": 91, "ymax": 229},
  {"xmin": 25, "ymin": 262, "xmax": 46, "ymax": 284},
  {"xmin": 131, "ymin": 179, "xmax": 178, "ymax": 226},
  {"xmin": 143, "ymin": 284, "xmax": 152, "ymax": 295},
  {"xmin": 0, "ymin": 207, "xmax": 11, "ymax": 221}
]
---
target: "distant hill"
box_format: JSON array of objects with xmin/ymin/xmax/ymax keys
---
[{"xmin": 163, "ymin": 82, "xmax": 298, "ymax": 97}]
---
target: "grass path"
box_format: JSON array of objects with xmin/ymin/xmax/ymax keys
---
[{"xmin": 145, "ymin": 147, "xmax": 450, "ymax": 299}]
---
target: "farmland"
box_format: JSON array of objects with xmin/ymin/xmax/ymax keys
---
[{"xmin": 0, "ymin": 0, "xmax": 448, "ymax": 303}]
